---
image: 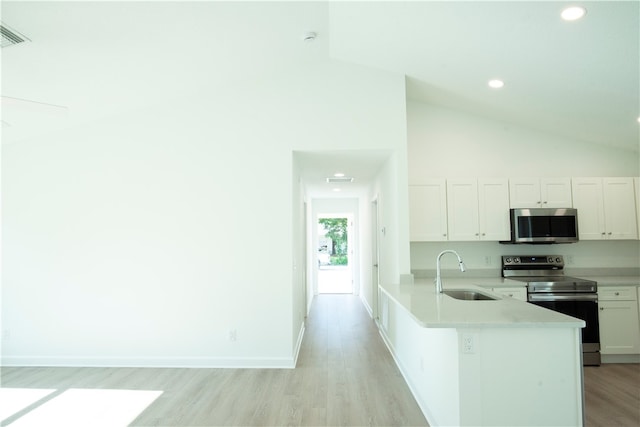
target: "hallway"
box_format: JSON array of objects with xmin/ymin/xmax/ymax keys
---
[{"xmin": 295, "ymin": 294, "xmax": 428, "ymax": 425}]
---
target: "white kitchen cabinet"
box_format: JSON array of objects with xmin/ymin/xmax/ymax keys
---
[
  {"xmin": 572, "ymin": 177, "xmax": 638, "ymax": 240},
  {"xmin": 447, "ymin": 179, "xmax": 479, "ymax": 241},
  {"xmin": 447, "ymin": 178, "xmax": 510, "ymax": 241},
  {"xmin": 492, "ymin": 287, "xmax": 527, "ymax": 301},
  {"xmin": 409, "ymin": 180, "xmax": 448, "ymax": 241},
  {"xmin": 509, "ymin": 178, "xmax": 572, "ymax": 208},
  {"xmin": 598, "ymin": 286, "xmax": 640, "ymax": 355},
  {"xmin": 478, "ymin": 179, "xmax": 512, "ymax": 241}
]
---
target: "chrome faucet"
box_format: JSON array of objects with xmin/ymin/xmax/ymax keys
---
[{"xmin": 435, "ymin": 250, "xmax": 466, "ymax": 293}]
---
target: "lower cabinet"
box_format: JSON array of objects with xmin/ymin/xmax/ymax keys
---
[
  {"xmin": 598, "ymin": 287, "xmax": 640, "ymax": 355},
  {"xmin": 491, "ymin": 287, "xmax": 527, "ymax": 301}
]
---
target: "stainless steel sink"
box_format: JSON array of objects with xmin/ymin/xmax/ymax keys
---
[{"xmin": 443, "ymin": 290, "xmax": 499, "ymax": 301}]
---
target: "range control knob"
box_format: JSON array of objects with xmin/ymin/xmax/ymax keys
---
[
  {"xmin": 514, "ymin": 257, "xmax": 520, "ymax": 263},
  {"xmin": 505, "ymin": 257, "xmax": 512, "ymax": 263},
  {"xmin": 555, "ymin": 257, "xmax": 562, "ymax": 263}
]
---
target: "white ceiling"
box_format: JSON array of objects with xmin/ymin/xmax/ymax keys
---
[
  {"xmin": 329, "ymin": 1, "xmax": 639, "ymax": 153},
  {"xmin": 295, "ymin": 150, "xmax": 393, "ymax": 197},
  {"xmin": 2, "ymin": 1, "xmax": 639, "ymax": 197}
]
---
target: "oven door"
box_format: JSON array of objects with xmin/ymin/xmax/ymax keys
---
[{"xmin": 528, "ymin": 293, "xmax": 600, "ymax": 350}]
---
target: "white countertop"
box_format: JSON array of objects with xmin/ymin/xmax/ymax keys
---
[
  {"xmin": 413, "ymin": 276, "xmax": 527, "ymax": 288},
  {"xmin": 381, "ymin": 279, "xmax": 585, "ymax": 329},
  {"xmin": 584, "ymin": 276, "xmax": 640, "ymax": 286}
]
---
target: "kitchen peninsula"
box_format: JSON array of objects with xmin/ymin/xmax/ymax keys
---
[{"xmin": 378, "ymin": 279, "xmax": 585, "ymax": 427}]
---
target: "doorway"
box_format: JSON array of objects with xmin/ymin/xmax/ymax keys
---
[{"xmin": 317, "ymin": 214, "xmax": 354, "ymax": 294}]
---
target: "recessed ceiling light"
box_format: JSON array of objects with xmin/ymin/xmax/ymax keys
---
[
  {"xmin": 333, "ymin": 188, "xmax": 341, "ymax": 192},
  {"xmin": 637, "ymin": 116, "xmax": 640, "ymax": 123},
  {"xmin": 488, "ymin": 79, "xmax": 505, "ymax": 89},
  {"xmin": 326, "ymin": 176, "xmax": 354, "ymax": 183},
  {"xmin": 334, "ymin": 172, "xmax": 345, "ymax": 177},
  {"xmin": 561, "ymin": 6, "xmax": 587, "ymax": 21}
]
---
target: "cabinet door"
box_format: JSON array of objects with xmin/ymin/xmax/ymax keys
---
[
  {"xmin": 447, "ymin": 179, "xmax": 480, "ymax": 241},
  {"xmin": 409, "ymin": 181, "xmax": 448, "ymax": 241},
  {"xmin": 603, "ymin": 177, "xmax": 638, "ymax": 240},
  {"xmin": 540, "ymin": 178, "xmax": 573, "ymax": 207},
  {"xmin": 572, "ymin": 178, "xmax": 606, "ymax": 240},
  {"xmin": 509, "ymin": 178, "xmax": 541, "ymax": 208},
  {"xmin": 599, "ymin": 300, "xmax": 640, "ymax": 354},
  {"xmin": 478, "ymin": 178, "xmax": 510, "ymax": 241}
]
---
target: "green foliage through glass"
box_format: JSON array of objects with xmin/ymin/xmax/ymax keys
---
[{"xmin": 319, "ymin": 218, "xmax": 348, "ymax": 261}]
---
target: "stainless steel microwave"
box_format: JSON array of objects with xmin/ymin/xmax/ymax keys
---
[{"xmin": 504, "ymin": 208, "xmax": 579, "ymax": 244}]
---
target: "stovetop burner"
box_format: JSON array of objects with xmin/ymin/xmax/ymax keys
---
[
  {"xmin": 507, "ymin": 276, "xmax": 597, "ymax": 293},
  {"xmin": 501, "ymin": 255, "xmax": 597, "ymax": 293}
]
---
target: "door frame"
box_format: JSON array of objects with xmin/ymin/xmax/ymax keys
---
[{"xmin": 371, "ymin": 197, "xmax": 380, "ymax": 320}]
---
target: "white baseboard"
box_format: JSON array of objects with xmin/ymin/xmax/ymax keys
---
[
  {"xmin": 1, "ymin": 328, "xmax": 309, "ymax": 369},
  {"xmin": 1, "ymin": 355, "xmax": 297, "ymax": 369},
  {"xmin": 292, "ymin": 322, "xmax": 306, "ymax": 367},
  {"xmin": 360, "ymin": 294, "xmax": 373, "ymax": 318}
]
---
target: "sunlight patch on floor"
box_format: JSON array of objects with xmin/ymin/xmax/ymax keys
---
[
  {"xmin": 0, "ymin": 388, "xmax": 56, "ymax": 421},
  {"xmin": 5, "ymin": 388, "xmax": 162, "ymax": 427}
]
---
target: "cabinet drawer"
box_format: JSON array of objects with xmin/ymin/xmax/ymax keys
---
[{"xmin": 599, "ymin": 287, "xmax": 637, "ymax": 301}]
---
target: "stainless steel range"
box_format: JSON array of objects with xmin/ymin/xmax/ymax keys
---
[{"xmin": 502, "ymin": 255, "xmax": 600, "ymax": 366}]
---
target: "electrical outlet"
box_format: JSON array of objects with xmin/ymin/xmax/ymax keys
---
[
  {"xmin": 2, "ymin": 329, "xmax": 10, "ymax": 340},
  {"xmin": 229, "ymin": 329, "xmax": 237, "ymax": 342},
  {"xmin": 462, "ymin": 333, "xmax": 475, "ymax": 354},
  {"xmin": 567, "ymin": 255, "xmax": 575, "ymax": 265},
  {"xmin": 484, "ymin": 255, "xmax": 491, "ymax": 266}
]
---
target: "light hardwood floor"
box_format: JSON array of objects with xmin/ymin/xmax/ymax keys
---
[
  {"xmin": 2, "ymin": 294, "xmax": 639, "ymax": 426},
  {"xmin": 584, "ymin": 362, "xmax": 640, "ymax": 426},
  {"xmin": 0, "ymin": 294, "xmax": 427, "ymax": 426}
]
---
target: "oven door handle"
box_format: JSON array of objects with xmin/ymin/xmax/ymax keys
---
[{"xmin": 528, "ymin": 293, "xmax": 598, "ymax": 302}]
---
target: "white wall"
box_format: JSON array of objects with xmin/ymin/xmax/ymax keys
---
[
  {"xmin": 291, "ymin": 155, "xmax": 306, "ymax": 360},
  {"xmin": 408, "ymin": 101, "xmax": 639, "ymax": 180},
  {"xmin": 410, "ymin": 240, "xmax": 640, "ymax": 273},
  {"xmin": 1, "ymin": 60, "xmax": 408, "ymax": 367},
  {"xmin": 374, "ymin": 150, "xmax": 412, "ymax": 284},
  {"xmin": 407, "ymin": 101, "xmax": 640, "ymax": 273},
  {"xmin": 357, "ymin": 194, "xmax": 374, "ymax": 315}
]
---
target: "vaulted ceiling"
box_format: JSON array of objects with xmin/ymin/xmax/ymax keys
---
[
  {"xmin": 330, "ymin": 1, "xmax": 639, "ymax": 153},
  {"xmin": 2, "ymin": 1, "xmax": 638, "ymax": 196}
]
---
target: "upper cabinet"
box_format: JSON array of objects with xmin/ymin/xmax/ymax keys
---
[
  {"xmin": 571, "ymin": 177, "xmax": 638, "ymax": 240},
  {"xmin": 478, "ymin": 178, "xmax": 512, "ymax": 241},
  {"xmin": 409, "ymin": 176, "xmax": 639, "ymax": 243},
  {"xmin": 509, "ymin": 178, "xmax": 572, "ymax": 208},
  {"xmin": 409, "ymin": 180, "xmax": 448, "ymax": 242},
  {"xmin": 447, "ymin": 178, "xmax": 510, "ymax": 241}
]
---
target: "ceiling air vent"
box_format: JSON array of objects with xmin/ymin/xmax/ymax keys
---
[
  {"xmin": 326, "ymin": 177, "xmax": 354, "ymax": 183},
  {"xmin": 1, "ymin": 23, "xmax": 29, "ymax": 48}
]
